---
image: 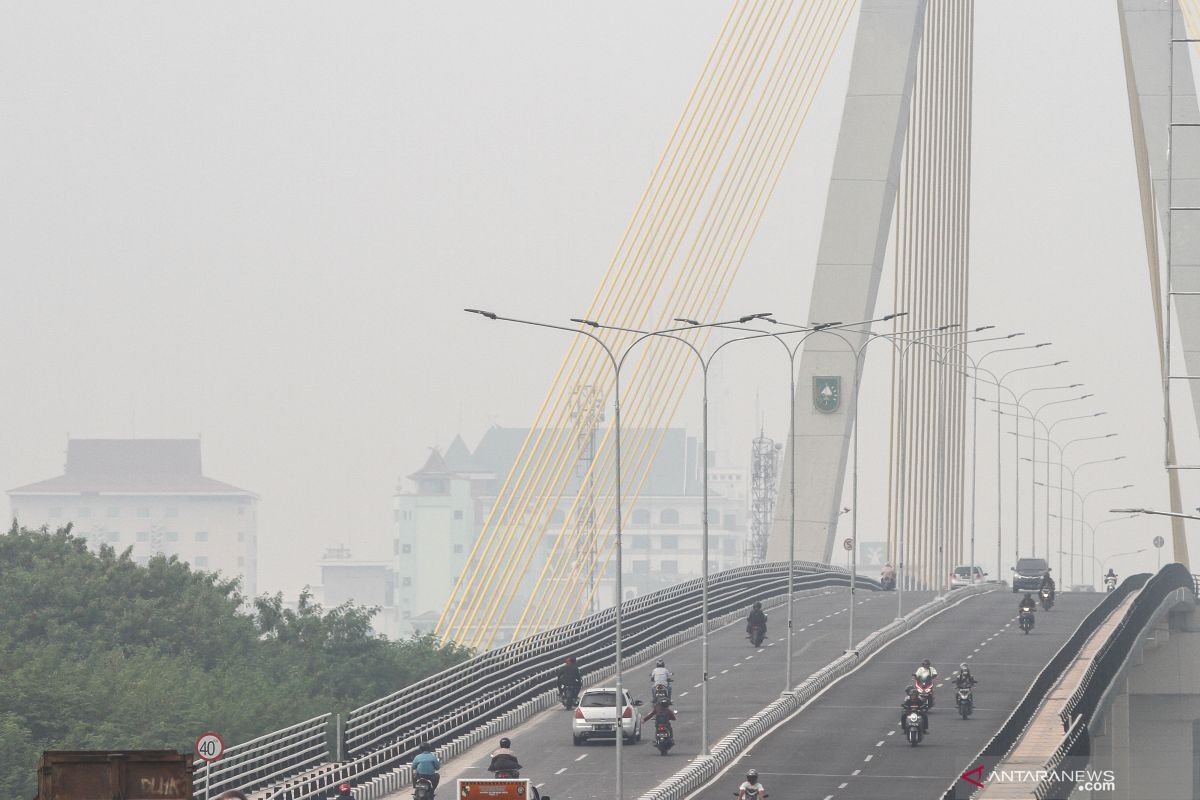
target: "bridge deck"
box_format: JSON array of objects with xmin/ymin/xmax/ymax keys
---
[
  {"xmin": 376, "ymin": 588, "xmax": 930, "ymax": 800},
  {"xmin": 682, "ymin": 590, "xmax": 1103, "ymax": 800},
  {"xmin": 978, "ymin": 591, "xmax": 1139, "ymax": 799}
]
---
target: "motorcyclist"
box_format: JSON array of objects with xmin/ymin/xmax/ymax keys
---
[
  {"xmin": 335, "ymin": 784, "xmax": 353, "ymax": 799},
  {"xmin": 1105, "ymin": 568, "xmax": 1118, "ymax": 585},
  {"xmin": 900, "ymin": 687, "xmax": 930, "ymax": 733},
  {"xmin": 411, "ymin": 742, "xmax": 441, "ymax": 792},
  {"xmin": 881, "ymin": 562, "xmax": 896, "ymax": 586},
  {"xmin": 642, "ymin": 698, "xmax": 677, "ymax": 726},
  {"xmin": 736, "ymin": 768, "xmax": 767, "ymax": 799},
  {"xmin": 746, "ymin": 602, "xmax": 768, "ymax": 639},
  {"xmin": 487, "ymin": 738, "xmax": 521, "ymax": 777},
  {"xmin": 1040, "ymin": 570, "xmax": 1056, "ymax": 601},
  {"xmin": 650, "ymin": 659, "xmax": 673, "ymax": 699},
  {"xmin": 556, "ymin": 655, "xmax": 582, "ymax": 698},
  {"xmin": 1019, "ymin": 592, "xmax": 1037, "ymax": 614},
  {"xmin": 913, "ymin": 658, "xmax": 938, "ymax": 684},
  {"xmin": 953, "ymin": 663, "xmax": 977, "ymax": 690}
]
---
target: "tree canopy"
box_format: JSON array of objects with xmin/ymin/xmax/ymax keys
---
[{"xmin": 0, "ymin": 523, "xmax": 471, "ymax": 798}]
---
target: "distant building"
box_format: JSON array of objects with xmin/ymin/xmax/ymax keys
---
[
  {"xmin": 8, "ymin": 439, "xmax": 258, "ymax": 596},
  {"xmin": 318, "ymin": 545, "xmax": 399, "ymax": 639},
  {"xmin": 391, "ymin": 426, "xmax": 746, "ymax": 636}
]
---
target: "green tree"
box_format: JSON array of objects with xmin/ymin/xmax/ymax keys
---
[{"xmin": 0, "ymin": 522, "xmax": 471, "ymax": 797}]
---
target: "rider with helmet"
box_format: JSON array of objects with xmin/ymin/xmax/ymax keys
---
[
  {"xmin": 953, "ymin": 663, "xmax": 977, "ymax": 690},
  {"xmin": 488, "ymin": 738, "xmax": 521, "ymax": 777},
  {"xmin": 556, "ymin": 655, "xmax": 582, "ymax": 703},
  {"xmin": 737, "ymin": 769, "xmax": 767, "ymax": 799},
  {"xmin": 650, "ymin": 659, "xmax": 673, "ymax": 700},
  {"xmin": 411, "ymin": 742, "xmax": 441, "ymax": 791},
  {"xmin": 900, "ymin": 686, "xmax": 930, "ymax": 733},
  {"xmin": 1019, "ymin": 592, "xmax": 1037, "ymax": 614},
  {"xmin": 746, "ymin": 601, "xmax": 768, "ymax": 640},
  {"xmin": 913, "ymin": 658, "xmax": 937, "ymax": 683}
]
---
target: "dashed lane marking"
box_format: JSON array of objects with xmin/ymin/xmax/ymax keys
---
[
  {"xmin": 887, "ymin": 730, "xmax": 896, "ymax": 736},
  {"xmin": 554, "ymin": 767, "xmax": 567, "ymax": 775},
  {"xmin": 694, "ymin": 683, "xmax": 703, "ymax": 688},
  {"xmin": 864, "ymin": 754, "xmax": 874, "ymax": 762},
  {"xmin": 575, "ymin": 754, "xmax": 587, "ymax": 761},
  {"xmin": 875, "ymin": 740, "xmax": 885, "ymax": 747},
  {"xmin": 721, "ymin": 669, "xmax": 729, "ymax": 674},
  {"xmin": 679, "ymin": 691, "xmax": 689, "ymax": 697},
  {"xmin": 852, "ymin": 769, "xmax": 861, "ymax": 776},
  {"xmin": 838, "ymin": 782, "xmax": 849, "ymax": 789}
]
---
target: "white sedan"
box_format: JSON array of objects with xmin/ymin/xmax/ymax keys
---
[{"xmin": 571, "ymin": 688, "xmax": 642, "ymax": 745}]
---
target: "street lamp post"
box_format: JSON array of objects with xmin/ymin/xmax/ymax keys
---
[{"xmin": 463, "ymin": 308, "xmax": 762, "ymax": 797}]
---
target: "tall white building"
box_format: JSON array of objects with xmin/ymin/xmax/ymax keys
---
[
  {"xmin": 392, "ymin": 427, "xmax": 746, "ymax": 637},
  {"xmin": 8, "ymin": 439, "xmax": 258, "ymax": 596}
]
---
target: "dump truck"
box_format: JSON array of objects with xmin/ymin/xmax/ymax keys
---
[{"xmin": 36, "ymin": 750, "xmax": 193, "ymax": 800}]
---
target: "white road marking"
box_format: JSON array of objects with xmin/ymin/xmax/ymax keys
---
[
  {"xmin": 864, "ymin": 754, "xmax": 873, "ymax": 762},
  {"xmin": 966, "ymin": 654, "xmax": 974, "ymax": 659},
  {"xmin": 735, "ymin": 663, "xmax": 743, "ymax": 667},
  {"xmin": 768, "ymin": 642, "xmax": 777, "ymax": 647},
  {"xmin": 679, "ymin": 691, "xmax": 689, "ymax": 697},
  {"xmin": 554, "ymin": 767, "xmax": 567, "ymax": 775},
  {"xmin": 838, "ymin": 782, "xmax": 849, "ymax": 788},
  {"xmin": 973, "ymin": 648, "xmax": 980, "ymax": 652},
  {"xmin": 746, "ymin": 655, "xmax": 755, "ymax": 660},
  {"xmin": 575, "ymin": 754, "xmax": 588, "ymax": 761},
  {"xmin": 694, "ymin": 683, "xmax": 703, "ymax": 688},
  {"xmin": 852, "ymin": 769, "xmax": 861, "ymax": 776},
  {"xmin": 887, "ymin": 730, "xmax": 896, "ymax": 736},
  {"xmin": 721, "ymin": 669, "xmax": 729, "ymax": 674},
  {"xmin": 823, "ymin": 795, "xmax": 834, "ymax": 800},
  {"xmin": 875, "ymin": 740, "xmax": 884, "ymax": 747}
]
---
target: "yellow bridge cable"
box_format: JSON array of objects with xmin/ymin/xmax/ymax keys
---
[
  {"xmin": 511, "ymin": 0, "xmax": 811, "ymax": 638},
  {"xmin": 444, "ymin": 0, "xmax": 854, "ymax": 642},
  {"xmin": 435, "ymin": 0, "xmax": 760, "ymax": 640},
  {"xmin": 448, "ymin": 0, "xmax": 777, "ymax": 642},
  {"xmin": 518, "ymin": 0, "xmax": 853, "ymax": 637}
]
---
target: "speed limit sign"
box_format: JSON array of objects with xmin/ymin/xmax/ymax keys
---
[
  {"xmin": 1154, "ymin": 536, "xmax": 1165, "ymax": 548},
  {"xmin": 195, "ymin": 732, "xmax": 224, "ymax": 763}
]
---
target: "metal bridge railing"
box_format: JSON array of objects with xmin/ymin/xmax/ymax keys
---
[
  {"xmin": 194, "ymin": 714, "xmax": 330, "ymax": 800},
  {"xmin": 200, "ymin": 560, "xmax": 871, "ymax": 800}
]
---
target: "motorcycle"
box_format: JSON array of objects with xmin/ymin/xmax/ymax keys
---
[
  {"xmin": 903, "ymin": 710, "xmax": 924, "ymax": 745},
  {"xmin": 653, "ymin": 721, "xmax": 674, "ymax": 755},
  {"xmin": 955, "ymin": 686, "xmax": 973, "ymax": 720},
  {"xmin": 1019, "ymin": 610, "xmax": 1035, "ymax": 634},
  {"xmin": 913, "ymin": 676, "xmax": 935, "ymax": 710},
  {"xmin": 652, "ymin": 682, "xmax": 671, "ymax": 704},
  {"xmin": 1039, "ymin": 588, "xmax": 1054, "ymax": 611},
  {"xmin": 748, "ymin": 623, "xmax": 765, "ymax": 648},
  {"xmin": 1105, "ymin": 575, "xmax": 1118, "ymax": 593},
  {"xmin": 559, "ymin": 683, "xmax": 580, "ymax": 709},
  {"xmin": 412, "ymin": 777, "xmax": 436, "ymax": 800}
]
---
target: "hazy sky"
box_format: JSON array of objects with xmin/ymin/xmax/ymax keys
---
[{"xmin": 2, "ymin": 1, "xmax": 1192, "ymax": 598}]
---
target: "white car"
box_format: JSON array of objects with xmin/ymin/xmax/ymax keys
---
[
  {"xmin": 950, "ymin": 565, "xmax": 986, "ymax": 588},
  {"xmin": 571, "ymin": 687, "xmax": 642, "ymax": 745}
]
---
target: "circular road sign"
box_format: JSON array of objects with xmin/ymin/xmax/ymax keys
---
[
  {"xmin": 1153, "ymin": 535, "xmax": 1165, "ymax": 549},
  {"xmin": 843, "ymin": 538, "xmax": 854, "ymax": 551},
  {"xmin": 195, "ymin": 732, "xmax": 225, "ymax": 763}
]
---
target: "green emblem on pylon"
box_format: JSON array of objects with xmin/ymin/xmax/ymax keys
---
[{"xmin": 813, "ymin": 376, "xmax": 841, "ymax": 413}]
